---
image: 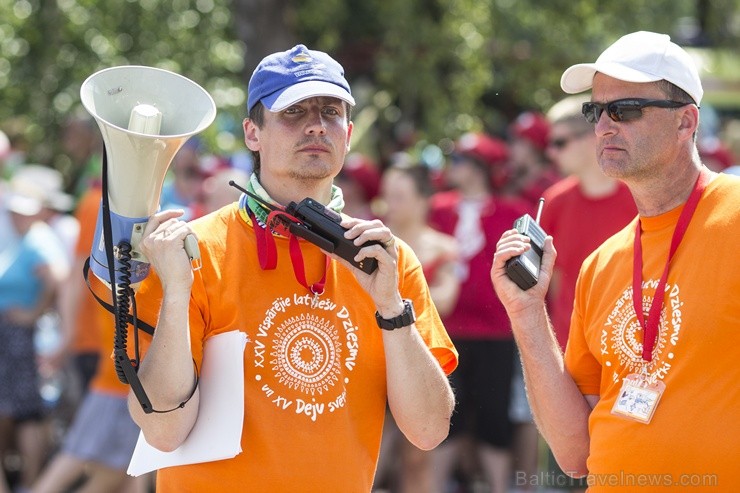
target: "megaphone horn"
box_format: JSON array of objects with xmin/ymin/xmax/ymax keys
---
[{"xmin": 80, "ymin": 65, "xmax": 217, "ymax": 287}]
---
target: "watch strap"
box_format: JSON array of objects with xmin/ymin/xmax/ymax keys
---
[{"xmin": 375, "ymin": 299, "xmax": 416, "ymax": 330}]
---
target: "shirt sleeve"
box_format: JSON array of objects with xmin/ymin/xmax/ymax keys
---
[
  {"xmin": 397, "ymin": 240, "xmax": 458, "ymax": 375},
  {"xmin": 563, "ymin": 268, "xmax": 602, "ymax": 396}
]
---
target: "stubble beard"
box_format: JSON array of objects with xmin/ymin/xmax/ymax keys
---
[{"xmin": 288, "ymin": 157, "xmax": 337, "ymax": 182}]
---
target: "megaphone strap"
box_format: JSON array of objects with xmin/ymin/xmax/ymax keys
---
[{"xmin": 82, "ymin": 257, "xmax": 155, "ymax": 336}]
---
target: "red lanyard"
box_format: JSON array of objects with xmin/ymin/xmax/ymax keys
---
[
  {"xmin": 249, "ymin": 209, "xmax": 329, "ymax": 295},
  {"xmin": 632, "ymin": 169, "xmax": 709, "ymax": 362}
]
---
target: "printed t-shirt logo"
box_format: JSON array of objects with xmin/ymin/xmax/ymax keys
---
[
  {"xmin": 252, "ymin": 293, "xmax": 359, "ymax": 422},
  {"xmin": 602, "ymin": 280, "xmax": 684, "ymax": 383}
]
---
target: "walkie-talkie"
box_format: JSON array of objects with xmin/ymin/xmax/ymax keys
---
[
  {"xmin": 285, "ymin": 198, "xmax": 380, "ymax": 274},
  {"xmin": 505, "ymin": 198, "xmax": 547, "ymax": 290},
  {"xmin": 229, "ymin": 181, "xmax": 380, "ymax": 274}
]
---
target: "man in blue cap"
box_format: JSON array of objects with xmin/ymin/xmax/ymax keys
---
[{"xmin": 129, "ymin": 45, "xmax": 457, "ymax": 492}]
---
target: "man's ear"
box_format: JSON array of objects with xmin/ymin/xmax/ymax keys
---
[
  {"xmin": 677, "ymin": 104, "xmax": 700, "ymax": 142},
  {"xmin": 345, "ymin": 121, "xmax": 354, "ymax": 153},
  {"xmin": 243, "ymin": 118, "xmax": 260, "ymax": 152}
]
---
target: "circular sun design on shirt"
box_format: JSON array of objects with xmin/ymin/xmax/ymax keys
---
[
  {"xmin": 610, "ymin": 294, "xmax": 667, "ymax": 374},
  {"xmin": 603, "ymin": 283, "xmax": 683, "ymax": 381},
  {"xmin": 270, "ymin": 313, "xmax": 342, "ymax": 396}
]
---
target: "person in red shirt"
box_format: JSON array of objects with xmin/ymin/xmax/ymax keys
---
[
  {"xmin": 374, "ymin": 163, "xmax": 460, "ymax": 493},
  {"xmin": 505, "ymin": 111, "xmax": 560, "ymax": 207},
  {"xmin": 541, "ymin": 95, "xmax": 638, "ymax": 350},
  {"xmin": 429, "ymin": 133, "xmax": 527, "ymax": 493}
]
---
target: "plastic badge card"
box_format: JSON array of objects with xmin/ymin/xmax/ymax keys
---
[
  {"xmin": 611, "ymin": 373, "xmax": 665, "ymax": 424},
  {"xmin": 127, "ymin": 330, "xmax": 248, "ymax": 476}
]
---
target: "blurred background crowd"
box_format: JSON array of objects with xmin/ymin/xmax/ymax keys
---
[
  {"xmin": 2, "ymin": 102, "xmax": 737, "ymax": 493},
  {"xmin": 1, "ymin": 1, "xmax": 739, "ymax": 492}
]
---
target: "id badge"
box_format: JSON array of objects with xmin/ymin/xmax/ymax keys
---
[{"xmin": 611, "ymin": 373, "xmax": 665, "ymax": 424}]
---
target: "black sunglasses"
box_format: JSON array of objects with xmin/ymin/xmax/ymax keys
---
[
  {"xmin": 548, "ymin": 131, "xmax": 590, "ymax": 150},
  {"xmin": 582, "ymin": 98, "xmax": 694, "ymax": 123}
]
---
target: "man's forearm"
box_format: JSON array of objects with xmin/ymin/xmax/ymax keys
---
[
  {"xmin": 129, "ymin": 288, "xmax": 200, "ymax": 452},
  {"xmin": 510, "ymin": 305, "xmax": 592, "ymax": 477},
  {"xmin": 384, "ymin": 325, "xmax": 455, "ymax": 451}
]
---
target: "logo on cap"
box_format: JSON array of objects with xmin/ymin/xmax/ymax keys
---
[{"xmin": 292, "ymin": 53, "xmax": 312, "ymax": 63}]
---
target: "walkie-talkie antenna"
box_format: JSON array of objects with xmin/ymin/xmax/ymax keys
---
[
  {"xmin": 535, "ymin": 197, "xmax": 545, "ymax": 224},
  {"xmin": 229, "ymin": 180, "xmax": 281, "ymax": 212}
]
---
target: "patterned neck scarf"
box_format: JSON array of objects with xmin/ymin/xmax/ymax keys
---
[{"xmin": 239, "ymin": 173, "xmax": 345, "ymax": 229}]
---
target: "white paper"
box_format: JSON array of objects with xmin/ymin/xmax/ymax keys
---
[{"xmin": 127, "ymin": 330, "xmax": 248, "ymax": 476}]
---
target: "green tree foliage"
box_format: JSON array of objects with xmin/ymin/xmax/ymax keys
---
[
  {"xmin": 1, "ymin": 0, "xmax": 737, "ymax": 178},
  {"xmin": 295, "ymin": 0, "xmax": 739, "ymax": 144},
  {"xmin": 0, "ymin": 0, "xmax": 245, "ymax": 177}
]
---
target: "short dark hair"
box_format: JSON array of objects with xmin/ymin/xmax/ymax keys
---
[
  {"xmin": 656, "ymin": 80, "xmax": 698, "ymax": 140},
  {"xmin": 247, "ymin": 103, "xmax": 265, "ymax": 176},
  {"xmin": 389, "ymin": 163, "xmax": 435, "ymax": 198},
  {"xmin": 246, "ymin": 100, "xmax": 352, "ymax": 177},
  {"xmin": 656, "ymin": 80, "xmax": 695, "ymax": 105}
]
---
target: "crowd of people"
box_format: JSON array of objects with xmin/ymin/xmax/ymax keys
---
[
  {"xmin": 0, "ymin": 30, "xmax": 738, "ymax": 493},
  {"xmin": 0, "ymin": 122, "xmax": 248, "ymax": 493}
]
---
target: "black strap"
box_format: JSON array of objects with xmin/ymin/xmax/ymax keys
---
[{"xmin": 82, "ymin": 257, "xmax": 155, "ymax": 336}]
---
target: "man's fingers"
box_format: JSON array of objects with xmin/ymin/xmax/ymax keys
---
[
  {"xmin": 143, "ymin": 209, "xmax": 186, "ymax": 237},
  {"xmin": 345, "ymin": 221, "xmax": 393, "ymax": 247},
  {"xmin": 493, "ymin": 236, "xmax": 531, "ymax": 268},
  {"xmin": 541, "ymin": 236, "xmax": 556, "ymax": 271}
]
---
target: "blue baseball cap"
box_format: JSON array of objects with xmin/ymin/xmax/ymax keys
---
[{"xmin": 247, "ymin": 44, "xmax": 355, "ymax": 113}]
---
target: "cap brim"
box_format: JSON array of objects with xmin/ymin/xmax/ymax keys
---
[
  {"xmin": 561, "ymin": 62, "xmax": 661, "ymax": 94},
  {"xmin": 5, "ymin": 193, "xmax": 43, "ymax": 216},
  {"xmin": 263, "ymin": 81, "xmax": 355, "ymax": 112},
  {"xmin": 45, "ymin": 192, "xmax": 74, "ymax": 212}
]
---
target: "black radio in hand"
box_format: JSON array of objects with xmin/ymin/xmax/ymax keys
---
[
  {"xmin": 286, "ymin": 198, "xmax": 380, "ymax": 274},
  {"xmin": 227, "ymin": 181, "xmax": 381, "ymax": 275},
  {"xmin": 505, "ymin": 199, "xmax": 547, "ymax": 290}
]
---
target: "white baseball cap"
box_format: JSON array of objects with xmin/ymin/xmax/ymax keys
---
[
  {"xmin": 560, "ymin": 31, "xmax": 703, "ymax": 105},
  {"xmin": 5, "ymin": 165, "xmax": 74, "ymax": 216}
]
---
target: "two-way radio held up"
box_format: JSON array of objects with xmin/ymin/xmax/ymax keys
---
[
  {"xmin": 228, "ymin": 181, "xmax": 380, "ymax": 274},
  {"xmin": 505, "ymin": 198, "xmax": 548, "ymax": 291}
]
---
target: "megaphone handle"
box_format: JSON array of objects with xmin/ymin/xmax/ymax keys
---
[{"xmin": 184, "ymin": 234, "xmax": 202, "ymax": 271}]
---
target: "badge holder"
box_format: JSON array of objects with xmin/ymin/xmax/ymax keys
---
[{"xmin": 611, "ymin": 371, "xmax": 665, "ymax": 424}]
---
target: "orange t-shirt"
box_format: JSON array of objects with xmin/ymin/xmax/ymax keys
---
[
  {"xmin": 134, "ymin": 203, "xmax": 458, "ymax": 492},
  {"xmin": 565, "ymin": 173, "xmax": 740, "ymax": 491},
  {"xmin": 71, "ymin": 186, "xmax": 103, "ymax": 354}
]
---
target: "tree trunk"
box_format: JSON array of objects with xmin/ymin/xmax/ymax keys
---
[{"xmin": 232, "ymin": 0, "xmax": 297, "ymax": 80}]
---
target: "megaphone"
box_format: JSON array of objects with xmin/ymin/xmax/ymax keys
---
[
  {"xmin": 80, "ymin": 65, "xmax": 217, "ymax": 287},
  {"xmin": 80, "ymin": 65, "xmax": 216, "ymax": 413}
]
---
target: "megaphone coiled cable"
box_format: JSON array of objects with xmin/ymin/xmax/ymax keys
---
[
  {"xmin": 96, "ymin": 147, "xmax": 198, "ymax": 414},
  {"xmin": 113, "ymin": 241, "xmax": 135, "ymax": 384}
]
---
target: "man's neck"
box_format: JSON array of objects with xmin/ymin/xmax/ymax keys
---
[
  {"xmin": 258, "ymin": 173, "xmax": 334, "ymax": 206},
  {"xmin": 629, "ymin": 161, "xmax": 704, "ymax": 217}
]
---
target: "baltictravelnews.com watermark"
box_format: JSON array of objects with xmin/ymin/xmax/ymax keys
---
[{"xmin": 515, "ymin": 470, "xmax": 719, "ymax": 488}]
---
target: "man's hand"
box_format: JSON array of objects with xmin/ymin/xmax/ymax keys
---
[
  {"xmin": 331, "ymin": 217, "xmax": 403, "ymax": 317},
  {"xmin": 139, "ymin": 209, "xmax": 197, "ymax": 293},
  {"xmin": 490, "ymin": 229, "xmax": 557, "ymax": 317}
]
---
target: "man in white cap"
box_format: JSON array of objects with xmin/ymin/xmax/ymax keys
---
[
  {"xmin": 491, "ymin": 31, "xmax": 739, "ymax": 491},
  {"xmin": 128, "ymin": 45, "xmax": 457, "ymax": 492}
]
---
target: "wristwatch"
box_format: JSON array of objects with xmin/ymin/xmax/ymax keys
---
[{"xmin": 375, "ymin": 299, "xmax": 416, "ymax": 330}]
